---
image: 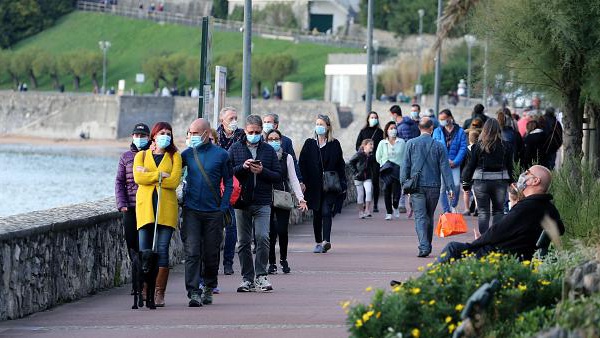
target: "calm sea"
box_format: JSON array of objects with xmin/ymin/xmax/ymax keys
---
[{"xmin": 0, "ymin": 144, "xmax": 123, "ymax": 217}]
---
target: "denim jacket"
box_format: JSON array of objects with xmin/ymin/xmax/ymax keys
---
[{"xmin": 400, "ymin": 133, "xmax": 455, "ymax": 192}]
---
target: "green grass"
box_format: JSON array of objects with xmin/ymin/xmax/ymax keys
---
[{"xmin": 3, "ymin": 11, "xmax": 359, "ymax": 99}]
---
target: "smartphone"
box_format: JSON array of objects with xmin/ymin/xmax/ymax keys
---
[{"xmin": 251, "ymin": 160, "xmax": 262, "ymax": 165}]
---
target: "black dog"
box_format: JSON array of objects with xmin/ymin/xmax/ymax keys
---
[
  {"xmin": 134, "ymin": 249, "xmax": 159, "ymax": 310},
  {"xmin": 130, "ymin": 248, "xmax": 143, "ymax": 309}
]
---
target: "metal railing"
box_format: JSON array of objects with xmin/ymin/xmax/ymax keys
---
[{"xmin": 76, "ymin": 1, "xmax": 396, "ymax": 50}]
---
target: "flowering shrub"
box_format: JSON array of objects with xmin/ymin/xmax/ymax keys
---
[{"xmin": 345, "ymin": 253, "xmax": 561, "ymax": 338}]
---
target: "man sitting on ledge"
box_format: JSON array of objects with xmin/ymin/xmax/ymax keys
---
[{"xmin": 437, "ymin": 165, "xmax": 565, "ymax": 264}]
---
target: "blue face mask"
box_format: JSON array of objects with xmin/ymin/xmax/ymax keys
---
[
  {"xmin": 246, "ymin": 133, "xmax": 261, "ymax": 144},
  {"xmin": 156, "ymin": 135, "xmax": 171, "ymax": 149},
  {"xmin": 411, "ymin": 111, "xmax": 420, "ymax": 119},
  {"xmin": 315, "ymin": 125, "xmax": 327, "ymax": 136},
  {"xmin": 132, "ymin": 137, "xmax": 148, "ymax": 149},
  {"xmin": 189, "ymin": 135, "xmax": 204, "ymax": 148},
  {"xmin": 268, "ymin": 140, "xmax": 281, "ymax": 152},
  {"xmin": 369, "ymin": 118, "xmax": 378, "ymax": 127},
  {"xmin": 263, "ymin": 123, "xmax": 274, "ymax": 134}
]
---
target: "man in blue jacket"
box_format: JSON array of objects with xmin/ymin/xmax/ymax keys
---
[
  {"xmin": 401, "ymin": 118, "xmax": 455, "ymax": 257},
  {"xmin": 432, "ymin": 109, "xmax": 468, "ymax": 213},
  {"xmin": 181, "ymin": 118, "xmax": 233, "ymax": 307},
  {"xmin": 229, "ymin": 115, "xmax": 282, "ymax": 293}
]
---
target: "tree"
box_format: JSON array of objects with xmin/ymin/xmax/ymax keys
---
[
  {"xmin": 0, "ymin": 50, "xmax": 19, "ymax": 88},
  {"xmin": 142, "ymin": 56, "xmax": 166, "ymax": 91},
  {"xmin": 183, "ymin": 56, "xmax": 200, "ymax": 88},
  {"xmin": 211, "ymin": 0, "xmax": 228, "ymax": 19},
  {"xmin": 472, "ymin": 0, "xmax": 600, "ymax": 165},
  {"xmin": 82, "ymin": 51, "xmax": 103, "ymax": 92},
  {"xmin": 11, "ymin": 48, "xmax": 43, "ymax": 88},
  {"xmin": 162, "ymin": 53, "xmax": 186, "ymax": 90},
  {"xmin": 60, "ymin": 51, "xmax": 89, "ymax": 91},
  {"xmin": 33, "ymin": 52, "xmax": 61, "ymax": 89},
  {"xmin": 254, "ymin": 3, "xmax": 299, "ymax": 29},
  {"xmin": 252, "ymin": 54, "xmax": 297, "ymax": 95},
  {"xmin": 421, "ymin": 42, "xmax": 482, "ymax": 95},
  {"xmin": 215, "ymin": 52, "xmax": 242, "ymax": 89}
]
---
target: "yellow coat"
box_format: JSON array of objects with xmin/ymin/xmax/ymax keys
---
[{"xmin": 133, "ymin": 150, "xmax": 182, "ymax": 229}]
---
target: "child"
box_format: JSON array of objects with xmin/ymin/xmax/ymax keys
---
[
  {"xmin": 350, "ymin": 139, "xmax": 375, "ymax": 219},
  {"xmin": 461, "ymin": 129, "xmax": 480, "ymax": 216}
]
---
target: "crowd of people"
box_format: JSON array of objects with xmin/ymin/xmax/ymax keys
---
[{"xmin": 115, "ymin": 101, "xmax": 565, "ymax": 308}]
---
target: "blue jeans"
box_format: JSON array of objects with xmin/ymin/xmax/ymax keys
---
[
  {"xmin": 223, "ymin": 207, "xmax": 237, "ymax": 268},
  {"xmin": 139, "ymin": 224, "xmax": 174, "ymax": 267},
  {"xmin": 411, "ymin": 187, "xmax": 440, "ymax": 254},
  {"xmin": 473, "ymin": 180, "xmax": 508, "ymax": 234},
  {"xmin": 236, "ymin": 205, "xmax": 271, "ymax": 282},
  {"xmin": 439, "ymin": 167, "xmax": 461, "ymax": 212}
]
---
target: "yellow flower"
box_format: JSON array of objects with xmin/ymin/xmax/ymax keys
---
[
  {"xmin": 393, "ymin": 285, "xmax": 402, "ymax": 293},
  {"xmin": 450, "ymin": 258, "xmax": 455, "ymax": 263},
  {"xmin": 417, "ymin": 266, "xmax": 425, "ymax": 271},
  {"xmin": 426, "ymin": 262, "xmax": 434, "ymax": 268},
  {"xmin": 455, "ymin": 304, "xmax": 464, "ymax": 311},
  {"xmin": 436, "ymin": 277, "xmax": 443, "ymax": 284},
  {"xmin": 341, "ymin": 301, "xmax": 351, "ymax": 309},
  {"xmin": 517, "ymin": 316, "xmax": 524, "ymax": 322},
  {"xmin": 522, "ymin": 260, "xmax": 531, "ymax": 266},
  {"xmin": 410, "ymin": 287, "xmax": 421, "ymax": 295},
  {"xmin": 448, "ymin": 323, "xmax": 456, "ymax": 333},
  {"xmin": 440, "ymin": 252, "xmax": 447, "ymax": 258},
  {"xmin": 517, "ymin": 284, "xmax": 527, "ymax": 292},
  {"xmin": 365, "ymin": 286, "xmax": 373, "ymax": 292},
  {"xmin": 362, "ymin": 310, "xmax": 375, "ymax": 322},
  {"xmin": 355, "ymin": 319, "xmax": 363, "ymax": 328},
  {"xmin": 446, "ymin": 277, "xmax": 452, "ymax": 282},
  {"xmin": 428, "ymin": 300, "xmax": 436, "ymax": 305},
  {"xmin": 376, "ymin": 312, "xmax": 381, "ymax": 319},
  {"xmin": 411, "ymin": 328, "xmax": 420, "ymax": 337},
  {"xmin": 445, "ymin": 316, "xmax": 453, "ymax": 323},
  {"xmin": 539, "ymin": 280, "xmax": 551, "ymax": 286}
]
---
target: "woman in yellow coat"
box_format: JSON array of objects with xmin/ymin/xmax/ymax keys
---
[{"xmin": 133, "ymin": 121, "xmax": 182, "ymax": 307}]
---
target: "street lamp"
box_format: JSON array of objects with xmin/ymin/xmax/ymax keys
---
[
  {"xmin": 373, "ymin": 40, "xmax": 379, "ymax": 65},
  {"xmin": 416, "ymin": 9, "xmax": 425, "ymax": 103},
  {"xmin": 464, "ymin": 34, "xmax": 476, "ymax": 106},
  {"xmin": 98, "ymin": 41, "xmax": 111, "ymax": 94}
]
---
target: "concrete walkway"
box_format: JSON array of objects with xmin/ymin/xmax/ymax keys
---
[{"xmin": 0, "ymin": 200, "xmax": 475, "ymax": 338}]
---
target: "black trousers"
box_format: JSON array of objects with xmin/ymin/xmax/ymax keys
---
[
  {"xmin": 383, "ymin": 180, "xmax": 400, "ymax": 214},
  {"xmin": 122, "ymin": 207, "xmax": 139, "ymax": 260},
  {"xmin": 372, "ymin": 165, "xmax": 381, "ymax": 209},
  {"xmin": 269, "ymin": 207, "xmax": 291, "ymax": 263},
  {"xmin": 313, "ymin": 192, "xmax": 337, "ymax": 243},
  {"xmin": 182, "ymin": 208, "xmax": 223, "ymax": 292}
]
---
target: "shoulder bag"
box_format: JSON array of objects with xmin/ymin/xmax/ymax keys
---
[
  {"xmin": 317, "ymin": 140, "xmax": 342, "ymax": 193},
  {"xmin": 192, "ymin": 147, "xmax": 232, "ymax": 226},
  {"xmin": 402, "ymin": 138, "xmax": 435, "ymax": 195},
  {"xmin": 272, "ymin": 154, "xmax": 295, "ymax": 210}
]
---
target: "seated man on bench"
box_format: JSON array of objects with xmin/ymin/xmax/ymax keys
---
[{"xmin": 437, "ymin": 165, "xmax": 565, "ymax": 264}]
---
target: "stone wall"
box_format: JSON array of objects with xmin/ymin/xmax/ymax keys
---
[
  {"xmin": 0, "ymin": 168, "xmax": 356, "ymax": 321},
  {"xmin": 0, "ymin": 198, "xmax": 184, "ymax": 321}
]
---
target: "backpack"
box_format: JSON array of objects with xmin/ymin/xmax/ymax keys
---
[{"xmin": 220, "ymin": 176, "xmax": 241, "ymax": 205}]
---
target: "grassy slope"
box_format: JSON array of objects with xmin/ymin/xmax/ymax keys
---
[{"xmin": 3, "ymin": 12, "xmax": 359, "ymax": 99}]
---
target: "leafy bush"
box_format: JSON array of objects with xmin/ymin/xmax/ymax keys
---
[
  {"xmin": 551, "ymin": 161, "xmax": 600, "ymax": 245},
  {"xmin": 556, "ymin": 293, "xmax": 600, "ymax": 336},
  {"xmin": 346, "ymin": 253, "xmax": 561, "ymax": 338}
]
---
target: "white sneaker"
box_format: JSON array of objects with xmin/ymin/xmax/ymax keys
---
[
  {"xmin": 359, "ymin": 211, "xmax": 365, "ymax": 219},
  {"xmin": 393, "ymin": 208, "xmax": 400, "ymax": 218},
  {"xmin": 255, "ymin": 275, "xmax": 273, "ymax": 292},
  {"xmin": 385, "ymin": 214, "xmax": 392, "ymax": 220}
]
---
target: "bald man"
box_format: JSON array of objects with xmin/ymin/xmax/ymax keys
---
[
  {"xmin": 181, "ymin": 118, "xmax": 233, "ymax": 307},
  {"xmin": 437, "ymin": 165, "xmax": 564, "ymax": 263}
]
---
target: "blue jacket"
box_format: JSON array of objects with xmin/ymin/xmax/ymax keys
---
[
  {"xmin": 397, "ymin": 116, "xmax": 420, "ymax": 141},
  {"xmin": 400, "ymin": 133, "xmax": 454, "ymax": 192},
  {"xmin": 432, "ymin": 124, "xmax": 468, "ymax": 167},
  {"xmin": 281, "ymin": 135, "xmax": 303, "ymax": 182},
  {"xmin": 229, "ymin": 141, "xmax": 282, "ymax": 206},
  {"xmin": 181, "ymin": 142, "xmax": 233, "ymax": 212}
]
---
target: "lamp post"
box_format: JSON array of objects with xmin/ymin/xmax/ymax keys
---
[
  {"xmin": 365, "ymin": 0, "xmax": 374, "ymax": 114},
  {"xmin": 433, "ymin": 0, "xmax": 442, "ymax": 116},
  {"xmin": 98, "ymin": 40, "xmax": 111, "ymax": 94},
  {"xmin": 416, "ymin": 9, "xmax": 425, "ymax": 104},
  {"xmin": 464, "ymin": 34, "xmax": 476, "ymax": 106},
  {"xmin": 241, "ymin": 0, "xmax": 252, "ymax": 121}
]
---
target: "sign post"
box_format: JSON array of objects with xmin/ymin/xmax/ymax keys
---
[
  {"xmin": 213, "ymin": 66, "xmax": 227, "ymax": 127},
  {"xmin": 198, "ymin": 16, "xmax": 213, "ymax": 118}
]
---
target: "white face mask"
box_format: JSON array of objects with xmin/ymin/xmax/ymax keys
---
[
  {"xmin": 387, "ymin": 129, "xmax": 397, "ymax": 138},
  {"xmin": 228, "ymin": 120, "xmax": 238, "ymax": 132}
]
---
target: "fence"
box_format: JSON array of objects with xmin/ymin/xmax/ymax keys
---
[{"xmin": 76, "ymin": 1, "xmax": 397, "ymax": 50}]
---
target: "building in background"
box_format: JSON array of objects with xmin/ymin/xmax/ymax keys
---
[{"xmin": 324, "ymin": 54, "xmax": 386, "ymax": 107}]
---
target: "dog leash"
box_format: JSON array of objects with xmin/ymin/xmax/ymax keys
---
[{"xmin": 152, "ymin": 173, "xmax": 163, "ymax": 253}]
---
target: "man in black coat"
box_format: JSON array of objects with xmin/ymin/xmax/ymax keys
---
[
  {"xmin": 229, "ymin": 115, "xmax": 281, "ymax": 293},
  {"xmin": 438, "ymin": 165, "xmax": 564, "ymax": 263}
]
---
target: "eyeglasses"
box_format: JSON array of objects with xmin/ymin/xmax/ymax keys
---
[{"xmin": 525, "ymin": 169, "xmax": 539, "ymax": 180}]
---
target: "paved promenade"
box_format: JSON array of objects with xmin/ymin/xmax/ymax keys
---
[{"xmin": 0, "ymin": 200, "xmax": 474, "ymax": 338}]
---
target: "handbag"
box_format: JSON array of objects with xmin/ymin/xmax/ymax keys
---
[
  {"xmin": 402, "ymin": 139, "xmax": 435, "ymax": 195},
  {"xmin": 193, "ymin": 147, "xmax": 232, "ymax": 227},
  {"xmin": 435, "ymin": 210, "xmax": 468, "ymax": 238},
  {"xmin": 317, "ymin": 140, "xmax": 342, "ymax": 193},
  {"xmin": 273, "ymin": 186, "xmax": 295, "ymax": 210}
]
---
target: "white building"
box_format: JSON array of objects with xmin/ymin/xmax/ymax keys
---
[
  {"xmin": 227, "ymin": 0, "xmax": 360, "ymax": 34},
  {"xmin": 324, "ymin": 54, "xmax": 387, "ymax": 107}
]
